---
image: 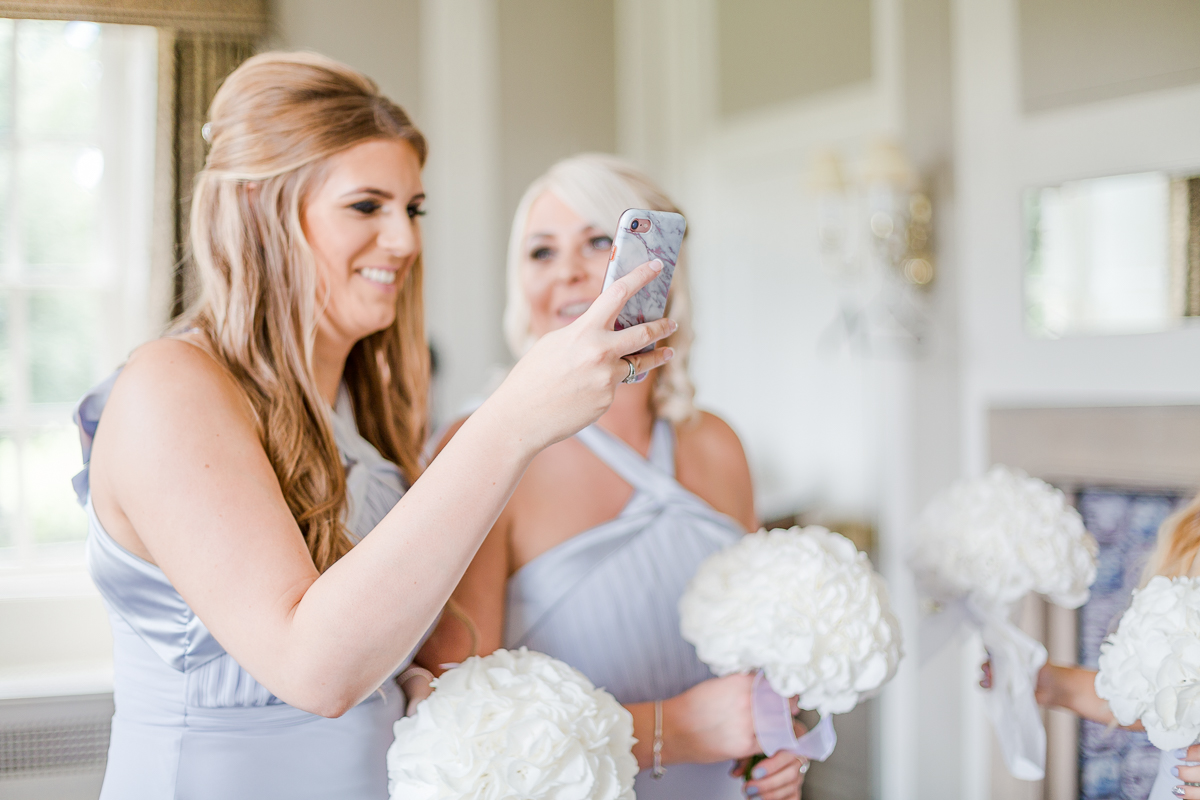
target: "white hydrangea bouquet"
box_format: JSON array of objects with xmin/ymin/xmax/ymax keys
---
[
  {"xmin": 387, "ymin": 648, "xmax": 637, "ymax": 800},
  {"xmin": 909, "ymin": 465, "xmax": 1098, "ymax": 781},
  {"xmin": 1096, "ymin": 576, "xmax": 1200, "ymax": 750},
  {"xmin": 679, "ymin": 526, "xmax": 903, "ymax": 763}
]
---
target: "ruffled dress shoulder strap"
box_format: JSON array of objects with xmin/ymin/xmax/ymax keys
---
[{"xmin": 72, "ymin": 370, "xmax": 121, "ymax": 505}]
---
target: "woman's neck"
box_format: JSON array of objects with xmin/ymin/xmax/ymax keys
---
[
  {"xmin": 596, "ymin": 379, "xmax": 656, "ymax": 456},
  {"xmin": 313, "ymin": 334, "xmax": 353, "ymax": 407}
]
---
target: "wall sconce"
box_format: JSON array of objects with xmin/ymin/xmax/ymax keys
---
[{"xmin": 811, "ymin": 138, "xmax": 934, "ymax": 355}]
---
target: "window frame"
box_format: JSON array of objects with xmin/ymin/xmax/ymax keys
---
[{"xmin": 0, "ymin": 19, "xmax": 160, "ymax": 588}]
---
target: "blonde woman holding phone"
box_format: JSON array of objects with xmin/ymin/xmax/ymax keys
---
[{"xmin": 414, "ymin": 155, "xmax": 807, "ymax": 800}]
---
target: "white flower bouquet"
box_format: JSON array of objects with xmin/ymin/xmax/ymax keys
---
[
  {"xmin": 679, "ymin": 526, "xmax": 903, "ymax": 760},
  {"xmin": 387, "ymin": 648, "xmax": 637, "ymax": 800},
  {"xmin": 909, "ymin": 465, "xmax": 1098, "ymax": 781},
  {"xmin": 909, "ymin": 465, "xmax": 1096, "ymax": 609},
  {"xmin": 1096, "ymin": 575, "xmax": 1200, "ymax": 751}
]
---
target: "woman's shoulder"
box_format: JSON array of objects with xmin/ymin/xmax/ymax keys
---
[
  {"xmin": 674, "ymin": 411, "xmax": 745, "ymax": 460},
  {"xmin": 673, "ymin": 411, "xmax": 756, "ymax": 530},
  {"xmin": 104, "ymin": 337, "xmax": 255, "ymax": 438}
]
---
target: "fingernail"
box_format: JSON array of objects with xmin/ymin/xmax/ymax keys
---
[
  {"xmin": 662, "ymin": 348, "xmax": 674, "ymax": 362},
  {"xmin": 668, "ymin": 319, "xmax": 679, "ymax": 333},
  {"xmin": 650, "ymin": 259, "xmax": 663, "ymax": 272},
  {"xmin": 746, "ymin": 788, "xmax": 760, "ymax": 797},
  {"xmin": 752, "ymin": 766, "xmax": 766, "ymax": 780},
  {"xmin": 1175, "ymin": 749, "xmax": 1189, "ymax": 759},
  {"xmin": 1173, "ymin": 766, "xmax": 1180, "ymax": 778},
  {"xmin": 1173, "ymin": 788, "xmax": 1185, "ymax": 797}
]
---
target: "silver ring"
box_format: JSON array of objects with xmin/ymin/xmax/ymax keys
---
[{"xmin": 621, "ymin": 357, "xmax": 638, "ymax": 384}]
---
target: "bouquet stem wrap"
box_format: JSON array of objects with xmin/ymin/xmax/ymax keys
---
[
  {"xmin": 923, "ymin": 598, "xmax": 1047, "ymax": 781},
  {"xmin": 751, "ymin": 671, "xmax": 837, "ymax": 762}
]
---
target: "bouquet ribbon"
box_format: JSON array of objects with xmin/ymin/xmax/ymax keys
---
[
  {"xmin": 920, "ymin": 597, "xmax": 1048, "ymax": 781},
  {"xmin": 750, "ymin": 670, "xmax": 837, "ymax": 761}
]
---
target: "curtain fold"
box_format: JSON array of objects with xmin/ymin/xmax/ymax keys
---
[{"xmin": 170, "ymin": 33, "xmax": 256, "ymax": 315}]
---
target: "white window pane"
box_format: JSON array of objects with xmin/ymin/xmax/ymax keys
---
[
  {"xmin": 0, "ymin": 290, "xmax": 8, "ymax": 407},
  {"xmin": 0, "ymin": 434, "xmax": 15, "ymax": 549},
  {"xmin": 30, "ymin": 290, "xmax": 102, "ymax": 404},
  {"xmin": 16, "ymin": 20, "xmax": 100, "ymax": 141},
  {"xmin": 1025, "ymin": 172, "xmax": 1173, "ymax": 337},
  {"xmin": 0, "ymin": 20, "xmax": 13, "ymax": 139},
  {"xmin": 18, "ymin": 145, "xmax": 100, "ymax": 272},
  {"xmin": 27, "ymin": 425, "xmax": 85, "ymax": 544},
  {"xmin": 0, "ymin": 146, "xmax": 9, "ymax": 262}
]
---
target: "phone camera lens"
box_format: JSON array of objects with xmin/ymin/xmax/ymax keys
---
[{"xmin": 631, "ymin": 220, "xmax": 640, "ymax": 230}]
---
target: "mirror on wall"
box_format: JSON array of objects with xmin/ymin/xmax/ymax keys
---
[{"xmin": 1024, "ymin": 170, "xmax": 1200, "ymax": 337}]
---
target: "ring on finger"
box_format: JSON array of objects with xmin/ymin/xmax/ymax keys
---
[{"xmin": 620, "ymin": 357, "xmax": 638, "ymax": 384}]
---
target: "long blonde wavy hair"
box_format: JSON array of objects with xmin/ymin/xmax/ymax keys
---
[
  {"xmin": 171, "ymin": 52, "xmax": 430, "ymax": 573},
  {"xmin": 504, "ymin": 153, "xmax": 698, "ymax": 424},
  {"xmin": 1144, "ymin": 492, "xmax": 1200, "ymax": 582}
]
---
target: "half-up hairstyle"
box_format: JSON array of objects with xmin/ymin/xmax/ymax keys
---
[{"xmin": 172, "ymin": 51, "xmax": 430, "ymax": 572}]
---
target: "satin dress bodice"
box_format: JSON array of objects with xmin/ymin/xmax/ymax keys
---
[
  {"xmin": 505, "ymin": 419, "xmax": 747, "ymax": 800},
  {"xmin": 74, "ymin": 373, "xmax": 417, "ymax": 800}
]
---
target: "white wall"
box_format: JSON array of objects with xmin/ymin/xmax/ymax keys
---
[
  {"xmin": 269, "ymin": 0, "xmax": 421, "ymax": 115},
  {"xmin": 955, "ymin": 0, "xmax": 1200, "ymax": 797}
]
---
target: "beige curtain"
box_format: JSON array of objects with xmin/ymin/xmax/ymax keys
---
[
  {"xmin": 1187, "ymin": 177, "xmax": 1200, "ymax": 317},
  {"xmin": 0, "ymin": 0, "xmax": 266, "ymax": 35},
  {"xmin": 169, "ymin": 33, "xmax": 257, "ymax": 315}
]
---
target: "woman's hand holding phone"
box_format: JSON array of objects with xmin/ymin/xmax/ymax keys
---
[{"xmin": 488, "ymin": 258, "xmax": 677, "ymax": 454}]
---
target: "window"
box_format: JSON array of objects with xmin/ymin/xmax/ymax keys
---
[
  {"xmin": 1024, "ymin": 170, "xmax": 1200, "ymax": 338},
  {"xmin": 0, "ymin": 19, "xmax": 157, "ymax": 565}
]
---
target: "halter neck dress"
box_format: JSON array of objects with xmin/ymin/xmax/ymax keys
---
[
  {"xmin": 505, "ymin": 420, "xmax": 746, "ymax": 800},
  {"xmin": 73, "ymin": 372, "xmax": 417, "ymax": 800}
]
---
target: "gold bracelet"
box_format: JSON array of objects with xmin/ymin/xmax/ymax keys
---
[{"xmin": 652, "ymin": 700, "xmax": 666, "ymax": 779}]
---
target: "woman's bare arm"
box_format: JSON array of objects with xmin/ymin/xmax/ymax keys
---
[
  {"xmin": 413, "ymin": 418, "xmax": 510, "ymax": 674},
  {"xmin": 91, "ymin": 261, "xmax": 676, "ymax": 718},
  {"xmin": 981, "ymin": 661, "xmax": 1143, "ymax": 730}
]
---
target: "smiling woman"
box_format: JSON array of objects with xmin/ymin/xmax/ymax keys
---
[
  {"xmin": 300, "ymin": 140, "xmax": 427, "ymax": 406},
  {"xmin": 73, "ymin": 53, "xmax": 678, "ymax": 800}
]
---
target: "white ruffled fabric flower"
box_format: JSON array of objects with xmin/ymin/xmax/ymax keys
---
[
  {"xmin": 387, "ymin": 648, "xmax": 637, "ymax": 800},
  {"xmin": 909, "ymin": 465, "xmax": 1097, "ymax": 608},
  {"xmin": 1096, "ymin": 575, "xmax": 1200, "ymax": 750},
  {"xmin": 678, "ymin": 526, "xmax": 903, "ymax": 715}
]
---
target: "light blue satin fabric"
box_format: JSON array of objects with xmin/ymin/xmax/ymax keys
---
[
  {"xmin": 75, "ymin": 374, "xmax": 415, "ymax": 800},
  {"xmin": 506, "ymin": 420, "xmax": 747, "ymax": 800}
]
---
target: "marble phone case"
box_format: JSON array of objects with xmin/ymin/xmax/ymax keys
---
[{"xmin": 602, "ymin": 208, "xmax": 686, "ymax": 348}]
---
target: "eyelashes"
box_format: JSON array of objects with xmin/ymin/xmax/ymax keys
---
[
  {"xmin": 346, "ymin": 200, "xmax": 427, "ymax": 219},
  {"xmin": 529, "ymin": 237, "xmax": 613, "ymax": 262}
]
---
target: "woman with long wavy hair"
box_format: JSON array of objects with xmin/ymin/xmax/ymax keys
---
[{"xmin": 74, "ymin": 52, "xmax": 687, "ymax": 799}]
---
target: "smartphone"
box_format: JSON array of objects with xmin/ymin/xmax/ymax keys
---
[{"xmin": 602, "ymin": 208, "xmax": 687, "ymax": 355}]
